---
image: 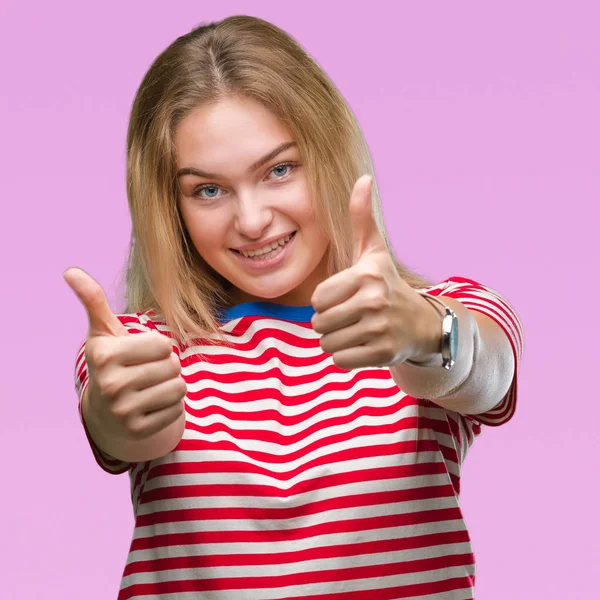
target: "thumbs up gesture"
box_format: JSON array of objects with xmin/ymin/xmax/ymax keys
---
[
  {"xmin": 310, "ymin": 175, "xmax": 440, "ymax": 370},
  {"xmin": 64, "ymin": 268, "xmax": 187, "ymax": 461}
]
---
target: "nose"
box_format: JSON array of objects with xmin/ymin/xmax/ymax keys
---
[{"xmin": 233, "ymin": 190, "xmax": 274, "ymax": 239}]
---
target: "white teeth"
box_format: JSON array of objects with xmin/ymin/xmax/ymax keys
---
[{"xmin": 240, "ymin": 233, "xmax": 293, "ymax": 258}]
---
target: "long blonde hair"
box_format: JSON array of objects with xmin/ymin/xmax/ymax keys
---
[{"xmin": 124, "ymin": 15, "xmax": 434, "ymax": 347}]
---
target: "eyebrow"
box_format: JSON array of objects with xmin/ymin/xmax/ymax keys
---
[{"xmin": 176, "ymin": 141, "xmax": 298, "ymax": 179}]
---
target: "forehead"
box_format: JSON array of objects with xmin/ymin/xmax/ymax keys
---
[{"xmin": 175, "ymin": 97, "xmax": 292, "ymax": 162}]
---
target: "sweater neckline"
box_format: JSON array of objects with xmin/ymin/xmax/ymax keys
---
[{"xmin": 219, "ymin": 301, "xmax": 316, "ymax": 323}]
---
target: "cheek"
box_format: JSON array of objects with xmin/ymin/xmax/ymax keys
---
[
  {"xmin": 190, "ymin": 223, "xmax": 225, "ymax": 253},
  {"xmin": 281, "ymin": 184, "xmax": 314, "ymax": 223},
  {"xmin": 180, "ymin": 206, "xmax": 215, "ymax": 247},
  {"xmin": 180, "ymin": 206, "xmax": 225, "ymax": 253}
]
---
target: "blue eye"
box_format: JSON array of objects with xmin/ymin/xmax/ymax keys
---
[
  {"xmin": 195, "ymin": 185, "xmax": 221, "ymax": 199},
  {"xmin": 271, "ymin": 163, "xmax": 293, "ymax": 178},
  {"xmin": 192, "ymin": 161, "xmax": 298, "ymax": 200}
]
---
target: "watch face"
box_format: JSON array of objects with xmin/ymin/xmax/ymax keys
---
[{"xmin": 449, "ymin": 315, "xmax": 459, "ymax": 359}]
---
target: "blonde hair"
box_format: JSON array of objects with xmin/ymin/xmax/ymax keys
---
[{"xmin": 124, "ymin": 15, "xmax": 434, "ymax": 347}]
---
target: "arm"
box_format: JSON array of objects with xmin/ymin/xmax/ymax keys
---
[
  {"xmin": 390, "ymin": 295, "xmax": 515, "ymax": 415},
  {"xmin": 67, "ymin": 267, "xmax": 187, "ymax": 471}
]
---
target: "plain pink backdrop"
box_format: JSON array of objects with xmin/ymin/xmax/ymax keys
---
[{"xmin": 1, "ymin": 1, "xmax": 598, "ymax": 598}]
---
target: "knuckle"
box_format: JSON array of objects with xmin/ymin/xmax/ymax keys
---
[
  {"xmin": 380, "ymin": 342, "xmax": 397, "ymax": 363},
  {"xmin": 98, "ymin": 374, "xmax": 124, "ymax": 399},
  {"xmin": 126, "ymin": 418, "xmax": 147, "ymax": 440},
  {"xmin": 164, "ymin": 337, "xmax": 176, "ymax": 353},
  {"xmin": 370, "ymin": 317, "xmax": 389, "ymax": 335},
  {"xmin": 89, "ymin": 343, "xmax": 116, "ymax": 368},
  {"xmin": 332, "ymin": 354, "xmax": 348, "ymax": 369},
  {"xmin": 363, "ymin": 292, "xmax": 389, "ymax": 312},
  {"xmin": 111, "ymin": 399, "xmax": 131, "ymax": 420},
  {"xmin": 175, "ymin": 377, "xmax": 188, "ymax": 398},
  {"xmin": 153, "ymin": 332, "xmax": 173, "ymax": 352},
  {"xmin": 310, "ymin": 315, "xmax": 321, "ymax": 333},
  {"xmin": 319, "ymin": 336, "xmax": 332, "ymax": 354},
  {"xmin": 170, "ymin": 353, "xmax": 182, "ymax": 375},
  {"xmin": 357, "ymin": 259, "xmax": 383, "ymax": 280}
]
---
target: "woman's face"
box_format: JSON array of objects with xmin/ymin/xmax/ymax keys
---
[{"xmin": 175, "ymin": 96, "xmax": 330, "ymax": 306}]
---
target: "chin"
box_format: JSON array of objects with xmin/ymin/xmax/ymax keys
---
[
  {"xmin": 229, "ymin": 274, "xmax": 308, "ymax": 304},
  {"xmin": 242, "ymin": 284, "xmax": 299, "ymax": 302}
]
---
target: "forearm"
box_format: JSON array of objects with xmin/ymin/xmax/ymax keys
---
[{"xmin": 390, "ymin": 296, "xmax": 515, "ymax": 415}]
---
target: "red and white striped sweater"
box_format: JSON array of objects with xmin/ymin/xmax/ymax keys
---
[{"xmin": 74, "ymin": 276, "xmax": 524, "ymax": 599}]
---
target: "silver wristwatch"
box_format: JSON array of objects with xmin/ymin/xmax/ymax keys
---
[{"xmin": 405, "ymin": 291, "xmax": 458, "ymax": 371}]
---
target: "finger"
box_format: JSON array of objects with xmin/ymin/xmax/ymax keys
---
[
  {"xmin": 139, "ymin": 376, "xmax": 187, "ymax": 414},
  {"xmin": 349, "ymin": 175, "xmax": 387, "ymax": 263},
  {"xmin": 118, "ymin": 332, "xmax": 175, "ymax": 366},
  {"xmin": 88, "ymin": 331, "xmax": 175, "ymax": 368},
  {"xmin": 136, "ymin": 377, "xmax": 187, "ymax": 416},
  {"xmin": 133, "ymin": 399, "xmax": 185, "ymax": 439},
  {"xmin": 63, "ymin": 267, "xmax": 126, "ymax": 338},
  {"xmin": 311, "ymin": 267, "xmax": 361, "ymax": 314},
  {"xmin": 312, "ymin": 301, "xmax": 360, "ymax": 335},
  {"xmin": 329, "ymin": 345, "xmax": 384, "ymax": 370},
  {"xmin": 127, "ymin": 353, "xmax": 182, "ymax": 391},
  {"xmin": 320, "ymin": 320, "xmax": 375, "ymax": 355}
]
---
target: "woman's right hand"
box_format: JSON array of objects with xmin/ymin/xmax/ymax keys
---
[{"xmin": 64, "ymin": 267, "xmax": 187, "ymax": 461}]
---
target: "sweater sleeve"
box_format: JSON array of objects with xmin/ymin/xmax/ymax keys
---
[
  {"xmin": 74, "ymin": 313, "xmax": 152, "ymax": 475},
  {"xmin": 418, "ymin": 275, "xmax": 525, "ymax": 472},
  {"xmin": 429, "ymin": 275, "xmax": 524, "ymax": 427}
]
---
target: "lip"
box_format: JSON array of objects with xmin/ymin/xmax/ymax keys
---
[
  {"xmin": 231, "ymin": 231, "xmax": 296, "ymax": 252},
  {"xmin": 230, "ymin": 231, "xmax": 297, "ymax": 271}
]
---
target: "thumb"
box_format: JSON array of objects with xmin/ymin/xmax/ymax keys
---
[
  {"xmin": 350, "ymin": 174, "xmax": 386, "ymax": 263},
  {"xmin": 63, "ymin": 267, "xmax": 127, "ymax": 337}
]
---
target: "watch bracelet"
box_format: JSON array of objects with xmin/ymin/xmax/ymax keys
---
[{"xmin": 404, "ymin": 290, "xmax": 454, "ymax": 369}]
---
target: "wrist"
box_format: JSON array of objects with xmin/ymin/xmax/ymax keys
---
[
  {"xmin": 406, "ymin": 292, "xmax": 444, "ymax": 365},
  {"xmin": 81, "ymin": 385, "xmax": 116, "ymax": 457},
  {"xmin": 390, "ymin": 297, "xmax": 477, "ymax": 401}
]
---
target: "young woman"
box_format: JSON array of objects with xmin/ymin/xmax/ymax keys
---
[{"xmin": 65, "ymin": 15, "xmax": 524, "ymax": 600}]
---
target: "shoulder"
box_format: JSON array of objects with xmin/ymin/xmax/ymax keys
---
[
  {"xmin": 115, "ymin": 310, "xmax": 169, "ymax": 336},
  {"xmin": 417, "ymin": 276, "xmax": 520, "ymax": 317},
  {"xmin": 417, "ymin": 275, "xmax": 484, "ymax": 295}
]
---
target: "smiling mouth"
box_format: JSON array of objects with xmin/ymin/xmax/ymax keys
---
[{"xmin": 231, "ymin": 231, "xmax": 297, "ymax": 257}]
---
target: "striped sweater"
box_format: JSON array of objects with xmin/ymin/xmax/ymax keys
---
[{"xmin": 74, "ymin": 275, "xmax": 524, "ymax": 599}]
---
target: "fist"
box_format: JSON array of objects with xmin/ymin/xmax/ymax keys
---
[{"xmin": 64, "ymin": 267, "xmax": 187, "ymax": 442}]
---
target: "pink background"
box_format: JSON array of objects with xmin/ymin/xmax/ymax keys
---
[{"xmin": 1, "ymin": 1, "xmax": 598, "ymax": 598}]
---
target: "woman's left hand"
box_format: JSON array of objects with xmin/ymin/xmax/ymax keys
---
[{"xmin": 310, "ymin": 175, "xmax": 439, "ymax": 370}]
